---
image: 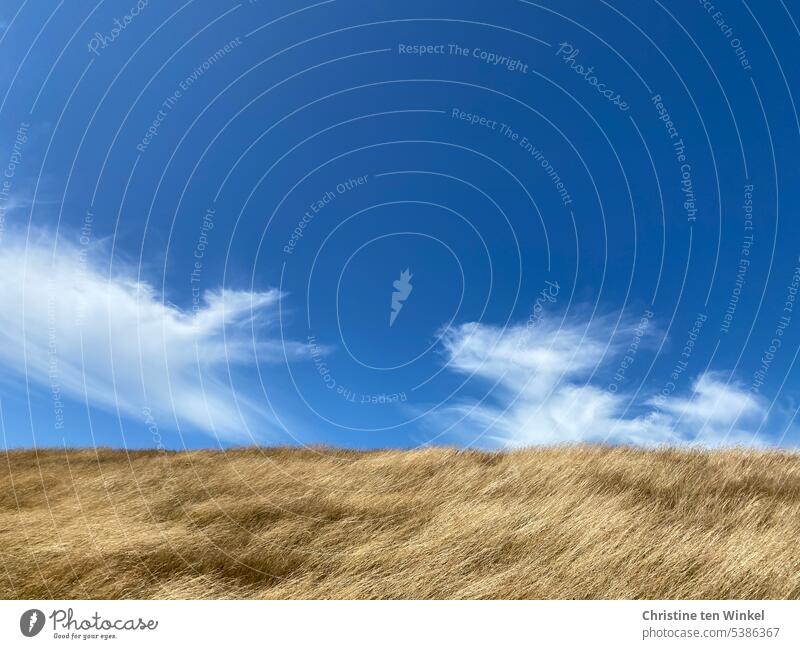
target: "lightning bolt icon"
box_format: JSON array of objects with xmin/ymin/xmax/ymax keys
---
[
  {"xmin": 28, "ymin": 611, "xmax": 38, "ymax": 632},
  {"xmin": 390, "ymin": 268, "xmax": 413, "ymax": 327}
]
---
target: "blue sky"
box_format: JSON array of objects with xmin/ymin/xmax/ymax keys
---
[{"xmin": 1, "ymin": 0, "xmax": 799, "ymax": 450}]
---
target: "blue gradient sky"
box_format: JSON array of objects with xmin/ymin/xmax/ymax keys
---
[{"xmin": 1, "ymin": 0, "xmax": 799, "ymax": 450}]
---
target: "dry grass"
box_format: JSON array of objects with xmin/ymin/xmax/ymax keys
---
[{"xmin": 2, "ymin": 445, "xmax": 800, "ymax": 599}]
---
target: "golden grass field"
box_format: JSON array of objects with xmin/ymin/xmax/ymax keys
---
[{"xmin": 2, "ymin": 445, "xmax": 800, "ymax": 599}]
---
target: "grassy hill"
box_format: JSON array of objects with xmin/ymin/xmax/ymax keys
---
[{"xmin": 2, "ymin": 445, "xmax": 800, "ymax": 599}]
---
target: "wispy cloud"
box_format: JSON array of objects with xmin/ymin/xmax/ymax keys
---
[
  {"xmin": 0, "ymin": 233, "xmax": 295, "ymax": 441},
  {"xmin": 439, "ymin": 317, "xmax": 776, "ymax": 448}
]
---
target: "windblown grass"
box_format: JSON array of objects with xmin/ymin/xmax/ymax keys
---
[{"xmin": 2, "ymin": 446, "xmax": 800, "ymax": 599}]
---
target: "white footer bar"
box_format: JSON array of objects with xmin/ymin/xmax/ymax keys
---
[{"xmin": 1, "ymin": 600, "xmax": 797, "ymax": 647}]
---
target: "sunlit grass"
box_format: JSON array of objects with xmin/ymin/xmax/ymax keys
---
[{"xmin": 2, "ymin": 445, "xmax": 799, "ymax": 599}]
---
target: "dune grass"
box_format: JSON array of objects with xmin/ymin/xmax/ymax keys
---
[{"xmin": 2, "ymin": 445, "xmax": 800, "ymax": 599}]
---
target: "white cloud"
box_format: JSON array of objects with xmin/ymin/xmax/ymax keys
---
[
  {"xmin": 0, "ymin": 234, "xmax": 294, "ymax": 441},
  {"xmin": 1, "ymin": 228, "xmax": 783, "ymax": 449},
  {"xmin": 439, "ymin": 318, "xmax": 773, "ymax": 448},
  {"xmin": 644, "ymin": 372, "xmax": 769, "ymax": 447},
  {"xmin": 655, "ymin": 371, "xmax": 762, "ymax": 425}
]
